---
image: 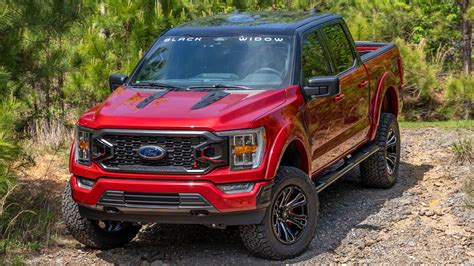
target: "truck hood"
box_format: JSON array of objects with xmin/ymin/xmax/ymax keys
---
[{"xmin": 78, "ymin": 86, "xmax": 288, "ymax": 131}]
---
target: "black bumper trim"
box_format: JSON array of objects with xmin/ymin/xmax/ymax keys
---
[
  {"xmin": 78, "ymin": 205, "xmax": 267, "ymax": 225},
  {"xmin": 256, "ymin": 183, "xmax": 273, "ymax": 209}
]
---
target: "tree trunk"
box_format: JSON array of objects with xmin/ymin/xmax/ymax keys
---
[{"xmin": 458, "ymin": 0, "xmax": 472, "ymax": 74}]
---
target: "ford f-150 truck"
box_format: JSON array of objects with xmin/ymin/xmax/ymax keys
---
[{"xmin": 62, "ymin": 11, "xmax": 403, "ymax": 260}]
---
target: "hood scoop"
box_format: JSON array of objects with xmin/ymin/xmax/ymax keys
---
[
  {"xmin": 136, "ymin": 90, "xmax": 170, "ymax": 109},
  {"xmin": 192, "ymin": 91, "xmax": 230, "ymax": 110}
]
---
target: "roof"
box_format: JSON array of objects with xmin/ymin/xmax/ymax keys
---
[{"xmin": 164, "ymin": 11, "xmax": 337, "ymax": 36}]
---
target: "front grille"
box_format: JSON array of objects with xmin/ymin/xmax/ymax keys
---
[
  {"xmin": 98, "ymin": 191, "xmax": 211, "ymax": 208},
  {"xmin": 97, "ymin": 134, "xmax": 209, "ymax": 173}
]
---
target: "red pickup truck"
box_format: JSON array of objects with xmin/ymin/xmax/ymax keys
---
[{"xmin": 62, "ymin": 11, "xmax": 403, "ymax": 260}]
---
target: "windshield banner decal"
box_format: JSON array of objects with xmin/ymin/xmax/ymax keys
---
[
  {"xmin": 163, "ymin": 36, "xmax": 286, "ymax": 43},
  {"xmin": 238, "ymin": 36, "xmax": 284, "ymax": 42},
  {"xmin": 163, "ymin": 37, "xmax": 203, "ymax": 42}
]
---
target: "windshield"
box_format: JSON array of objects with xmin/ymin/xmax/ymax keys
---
[{"xmin": 129, "ymin": 36, "xmax": 295, "ymax": 89}]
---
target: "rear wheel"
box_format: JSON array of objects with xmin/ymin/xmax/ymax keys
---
[
  {"xmin": 239, "ymin": 166, "xmax": 318, "ymax": 260},
  {"xmin": 62, "ymin": 182, "xmax": 141, "ymax": 249},
  {"xmin": 360, "ymin": 113, "xmax": 401, "ymax": 188}
]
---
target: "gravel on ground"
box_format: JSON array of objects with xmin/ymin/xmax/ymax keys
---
[{"xmin": 26, "ymin": 127, "xmax": 474, "ymax": 264}]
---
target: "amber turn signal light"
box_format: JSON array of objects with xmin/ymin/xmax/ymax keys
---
[{"xmin": 233, "ymin": 145, "xmax": 257, "ymax": 154}]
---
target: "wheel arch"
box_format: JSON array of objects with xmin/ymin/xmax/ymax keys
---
[
  {"xmin": 369, "ymin": 71, "xmax": 400, "ymax": 140},
  {"xmin": 265, "ymin": 125, "xmax": 311, "ymax": 179},
  {"xmin": 279, "ymin": 140, "xmax": 310, "ymax": 174}
]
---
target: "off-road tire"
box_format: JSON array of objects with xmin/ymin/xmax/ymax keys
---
[
  {"xmin": 360, "ymin": 113, "xmax": 401, "ymax": 188},
  {"xmin": 239, "ymin": 166, "xmax": 318, "ymax": 260},
  {"xmin": 62, "ymin": 182, "xmax": 141, "ymax": 249}
]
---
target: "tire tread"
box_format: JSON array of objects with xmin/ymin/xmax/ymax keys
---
[
  {"xmin": 360, "ymin": 113, "xmax": 400, "ymax": 188},
  {"xmin": 62, "ymin": 182, "xmax": 140, "ymax": 249},
  {"xmin": 239, "ymin": 167, "xmax": 318, "ymax": 260}
]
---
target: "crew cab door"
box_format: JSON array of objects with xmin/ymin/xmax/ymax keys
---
[
  {"xmin": 300, "ymin": 20, "xmax": 370, "ymax": 174},
  {"xmin": 320, "ymin": 21, "xmax": 371, "ymax": 158},
  {"xmin": 300, "ymin": 29, "xmax": 346, "ymax": 173}
]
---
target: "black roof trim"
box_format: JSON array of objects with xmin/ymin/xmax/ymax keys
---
[{"xmin": 164, "ymin": 12, "xmax": 338, "ymax": 36}]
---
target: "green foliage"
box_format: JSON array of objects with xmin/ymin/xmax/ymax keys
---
[
  {"xmin": 399, "ymin": 119, "xmax": 473, "ymax": 129},
  {"xmin": 467, "ymin": 5, "xmax": 474, "ymax": 20},
  {"xmin": 3, "ymin": 0, "xmax": 469, "ymax": 119},
  {"xmin": 442, "ymin": 74, "xmax": 474, "ymax": 119},
  {"xmin": 0, "ymin": 0, "xmax": 472, "ymax": 262},
  {"xmin": 396, "ymin": 38, "xmax": 440, "ymax": 100},
  {"xmin": 395, "ymin": 38, "xmax": 443, "ymax": 120},
  {"xmin": 0, "ymin": 98, "xmax": 21, "ymax": 196},
  {"xmin": 64, "ymin": 0, "xmax": 173, "ymax": 108}
]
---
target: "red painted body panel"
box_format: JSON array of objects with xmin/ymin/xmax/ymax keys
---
[
  {"xmin": 70, "ymin": 43, "xmax": 402, "ymax": 214},
  {"xmin": 71, "ymin": 175, "xmax": 272, "ymax": 213},
  {"xmin": 362, "ymin": 47, "xmax": 403, "ymax": 140},
  {"xmin": 307, "ymin": 63, "xmax": 371, "ymax": 174},
  {"xmin": 79, "ymin": 87, "xmax": 286, "ymax": 132}
]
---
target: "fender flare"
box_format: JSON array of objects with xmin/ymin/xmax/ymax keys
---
[
  {"xmin": 369, "ymin": 71, "xmax": 400, "ymax": 140},
  {"xmin": 264, "ymin": 123, "xmax": 311, "ymax": 179}
]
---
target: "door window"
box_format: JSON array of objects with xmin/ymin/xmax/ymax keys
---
[
  {"xmin": 301, "ymin": 33, "xmax": 331, "ymax": 85},
  {"xmin": 322, "ymin": 24, "xmax": 355, "ymax": 73}
]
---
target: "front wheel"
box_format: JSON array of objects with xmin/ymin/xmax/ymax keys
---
[
  {"xmin": 239, "ymin": 166, "xmax": 318, "ymax": 260},
  {"xmin": 62, "ymin": 182, "xmax": 141, "ymax": 249}
]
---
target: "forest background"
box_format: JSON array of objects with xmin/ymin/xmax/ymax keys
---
[{"xmin": 0, "ymin": 0, "xmax": 472, "ymax": 263}]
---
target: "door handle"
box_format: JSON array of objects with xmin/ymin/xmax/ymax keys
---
[
  {"xmin": 358, "ymin": 80, "xmax": 369, "ymax": 88},
  {"xmin": 334, "ymin": 93, "xmax": 345, "ymax": 102}
]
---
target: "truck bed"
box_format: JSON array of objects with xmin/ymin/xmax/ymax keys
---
[
  {"xmin": 355, "ymin": 41, "xmax": 402, "ymax": 91},
  {"xmin": 355, "ymin": 41, "xmax": 397, "ymax": 62}
]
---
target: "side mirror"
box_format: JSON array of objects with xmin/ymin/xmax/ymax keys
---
[
  {"xmin": 109, "ymin": 74, "xmax": 128, "ymax": 92},
  {"xmin": 303, "ymin": 76, "xmax": 340, "ymax": 99}
]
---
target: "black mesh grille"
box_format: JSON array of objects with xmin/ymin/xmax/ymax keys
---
[
  {"xmin": 98, "ymin": 135, "xmax": 209, "ymax": 172},
  {"xmin": 98, "ymin": 191, "xmax": 211, "ymax": 208},
  {"xmin": 124, "ymin": 192, "xmax": 180, "ymax": 206}
]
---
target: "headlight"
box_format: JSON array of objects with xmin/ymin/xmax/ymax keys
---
[
  {"xmin": 75, "ymin": 126, "xmax": 93, "ymax": 166},
  {"xmin": 217, "ymin": 127, "xmax": 266, "ymax": 170}
]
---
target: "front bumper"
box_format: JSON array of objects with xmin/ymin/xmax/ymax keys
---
[
  {"xmin": 78, "ymin": 205, "xmax": 268, "ymax": 225},
  {"xmin": 71, "ymin": 176, "xmax": 272, "ymax": 225}
]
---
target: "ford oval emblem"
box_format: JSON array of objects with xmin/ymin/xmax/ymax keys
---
[{"xmin": 138, "ymin": 145, "xmax": 166, "ymax": 160}]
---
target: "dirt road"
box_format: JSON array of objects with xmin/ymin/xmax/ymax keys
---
[{"xmin": 26, "ymin": 127, "xmax": 473, "ymax": 264}]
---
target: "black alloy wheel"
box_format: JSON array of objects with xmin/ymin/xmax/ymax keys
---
[{"xmin": 271, "ymin": 186, "xmax": 308, "ymax": 244}]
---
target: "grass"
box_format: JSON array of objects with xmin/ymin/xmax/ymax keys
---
[
  {"xmin": 451, "ymin": 139, "xmax": 473, "ymax": 164},
  {"xmin": 463, "ymin": 170, "xmax": 474, "ymax": 208},
  {"xmin": 0, "ymin": 139, "xmax": 69, "ymax": 264},
  {"xmin": 0, "ymin": 180, "xmax": 62, "ymax": 264},
  {"xmin": 399, "ymin": 119, "xmax": 473, "ymax": 129}
]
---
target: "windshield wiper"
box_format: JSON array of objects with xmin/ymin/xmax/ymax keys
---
[
  {"xmin": 130, "ymin": 82, "xmax": 186, "ymax": 90},
  {"xmin": 187, "ymin": 84, "xmax": 255, "ymax": 90}
]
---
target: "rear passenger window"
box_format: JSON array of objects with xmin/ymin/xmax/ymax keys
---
[
  {"xmin": 301, "ymin": 33, "xmax": 331, "ymax": 85},
  {"xmin": 323, "ymin": 24, "xmax": 355, "ymax": 73}
]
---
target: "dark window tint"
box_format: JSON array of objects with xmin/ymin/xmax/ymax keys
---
[
  {"xmin": 301, "ymin": 33, "xmax": 330, "ymax": 85},
  {"xmin": 323, "ymin": 24, "xmax": 355, "ymax": 73}
]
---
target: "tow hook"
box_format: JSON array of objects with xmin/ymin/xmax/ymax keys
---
[
  {"xmin": 103, "ymin": 206, "xmax": 120, "ymax": 214},
  {"xmin": 189, "ymin": 210, "xmax": 209, "ymax": 216},
  {"xmin": 205, "ymin": 224, "xmax": 227, "ymax": 230}
]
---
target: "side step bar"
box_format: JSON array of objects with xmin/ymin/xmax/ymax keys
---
[{"xmin": 315, "ymin": 145, "xmax": 379, "ymax": 193}]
